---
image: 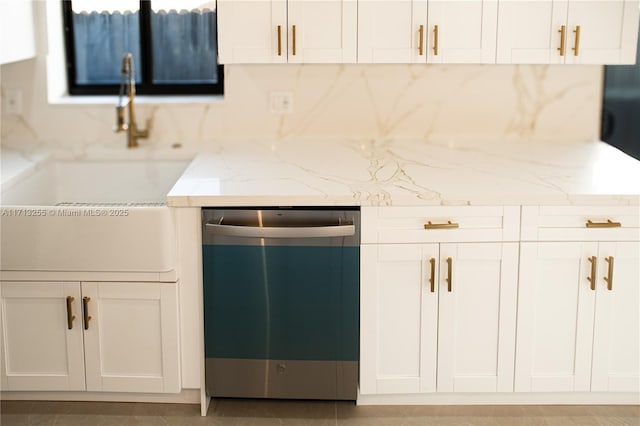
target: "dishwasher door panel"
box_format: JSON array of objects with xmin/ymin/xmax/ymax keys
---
[
  {"xmin": 201, "ymin": 207, "xmax": 360, "ymax": 400},
  {"xmin": 203, "ymin": 244, "xmax": 359, "ymax": 362}
]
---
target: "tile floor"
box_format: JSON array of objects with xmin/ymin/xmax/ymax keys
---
[{"xmin": 0, "ymin": 400, "xmax": 638, "ymax": 426}]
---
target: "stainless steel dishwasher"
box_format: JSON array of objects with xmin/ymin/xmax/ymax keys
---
[{"xmin": 201, "ymin": 207, "xmax": 360, "ymax": 400}]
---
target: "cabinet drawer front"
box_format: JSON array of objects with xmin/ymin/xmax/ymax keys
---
[
  {"xmin": 522, "ymin": 206, "xmax": 640, "ymax": 241},
  {"xmin": 362, "ymin": 206, "xmax": 520, "ymax": 243}
]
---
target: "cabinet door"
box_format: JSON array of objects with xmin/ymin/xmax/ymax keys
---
[
  {"xmin": 0, "ymin": 282, "xmax": 85, "ymax": 391},
  {"xmin": 217, "ymin": 0, "xmax": 287, "ymax": 63},
  {"xmin": 496, "ymin": 0, "xmax": 567, "ymax": 64},
  {"xmin": 83, "ymin": 282, "xmax": 180, "ymax": 393},
  {"xmin": 360, "ymin": 244, "xmax": 439, "ymax": 394},
  {"xmin": 287, "ymin": 0, "xmax": 357, "ymax": 63},
  {"xmin": 515, "ymin": 242, "xmax": 598, "ymax": 392},
  {"xmin": 0, "ymin": 0, "xmax": 36, "ymax": 64},
  {"xmin": 358, "ymin": 0, "xmax": 427, "ymax": 63},
  {"xmin": 565, "ymin": 0, "xmax": 639, "ymax": 64},
  {"xmin": 591, "ymin": 242, "xmax": 640, "ymax": 392},
  {"xmin": 437, "ymin": 243, "xmax": 518, "ymax": 392},
  {"xmin": 427, "ymin": 0, "xmax": 498, "ymax": 63}
]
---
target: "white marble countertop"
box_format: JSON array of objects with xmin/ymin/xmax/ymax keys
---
[{"xmin": 167, "ymin": 139, "xmax": 640, "ymax": 207}]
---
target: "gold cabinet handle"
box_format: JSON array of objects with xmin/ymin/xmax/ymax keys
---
[
  {"xmin": 433, "ymin": 25, "xmax": 439, "ymax": 56},
  {"xmin": 277, "ymin": 25, "xmax": 282, "ymax": 56},
  {"xmin": 604, "ymin": 256, "xmax": 614, "ymax": 291},
  {"xmin": 428, "ymin": 258, "xmax": 436, "ymax": 293},
  {"xmin": 418, "ymin": 25, "xmax": 425, "ymax": 55},
  {"xmin": 586, "ymin": 220, "xmax": 622, "ymax": 228},
  {"xmin": 66, "ymin": 296, "xmax": 76, "ymax": 330},
  {"xmin": 587, "ymin": 256, "xmax": 597, "ymax": 291},
  {"xmin": 424, "ymin": 220, "xmax": 459, "ymax": 230},
  {"xmin": 292, "ymin": 25, "xmax": 296, "ymax": 56},
  {"xmin": 558, "ymin": 25, "xmax": 566, "ymax": 56},
  {"xmin": 446, "ymin": 257, "xmax": 452, "ymax": 292},
  {"xmin": 572, "ymin": 25, "xmax": 580, "ymax": 56},
  {"xmin": 82, "ymin": 296, "xmax": 92, "ymax": 330}
]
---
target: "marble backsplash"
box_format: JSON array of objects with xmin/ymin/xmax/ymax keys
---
[{"xmin": 1, "ymin": 57, "xmax": 602, "ymax": 152}]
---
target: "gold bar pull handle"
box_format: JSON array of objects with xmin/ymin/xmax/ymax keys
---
[
  {"xmin": 587, "ymin": 256, "xmax": 597, "ymax": 291},
  {"xmin": 604, "ymin": 256, "xmax": 614, "ymax": 291},
  {"xmin": 446, "ymin": 257, "xmax": 453, "ymax": 292},
  {"xmin": 82, "ymin": 297, "xmax": 92, "ymax": 330},
  {"xmin": 586, "ymin": 220, "xmax": 622, "ymax": 228},
  {"xmin": 433, "ymin": 25, "xmax": 439, "ymax": 56},
  {"xmin": 572, "ymin": 25, "xmax": 581, "ymax": 56},
  {"xmin": 424, "ymin": 220, "xmax": 459, "ymax": 230},
  {"xmin": 558, "ymin": 25, "xmax": 566, "ymax": 56},
  {"xmin": 66, "ymin": 296, "xmax": 75, "ymax": 330},
  {"xmin": 418, "ymin": 25, "xmax": 425, "ymax": 56},
  {"xmin": 277, "ymin": 25, "xmax": 282, "ymax": 56},
  {"xmin": 292, "ymin": 25, "xmax": 296, "ymax": 56},
  {"xmin": 428, "ymin": 258, "xmax": 436, "ymax": 293}
]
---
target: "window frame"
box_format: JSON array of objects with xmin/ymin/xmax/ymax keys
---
[{"xmin": 61, "ymin": 0, "xmax": 224, "ymax": 96}]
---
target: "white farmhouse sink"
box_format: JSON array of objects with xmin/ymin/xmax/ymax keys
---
[{"xmin": 0, "ymin": 160, "xmax": 190, "ymax": 273}]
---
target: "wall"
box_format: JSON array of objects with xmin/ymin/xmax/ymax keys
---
[{"xmin": 0, "ymin": 3, "xmax": 603, "ymax": 153}]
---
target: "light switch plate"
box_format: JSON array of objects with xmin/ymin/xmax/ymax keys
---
[
  {"xmin": 270, "ymin": 92, "xmax": 293, "ymax": 114},
  {"xmin": 4, "ymin": 89, "xmax": 23, "ymax": 115}
]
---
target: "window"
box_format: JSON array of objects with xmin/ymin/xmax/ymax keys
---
[{"xmin": 62, "ymin": 0, "xmax": 223, "ymax": 96}]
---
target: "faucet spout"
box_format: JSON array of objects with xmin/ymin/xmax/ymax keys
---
[{"xmin": 114, "ymin": 53, "xmax": 150, "ymax": 148}]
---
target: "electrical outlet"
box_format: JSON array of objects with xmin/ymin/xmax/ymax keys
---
[
  {"xmin": 4, "ymin": 89, "xmax": 23, "ymax": 115},
  {"xmin": 270, "ymin": 92, "xmax": 293, "ymax": 114}
]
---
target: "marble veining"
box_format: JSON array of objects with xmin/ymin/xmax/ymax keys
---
[
  {"xmin": 1, "ymin": 58, "xmax": 602, "ymax": 151},
  {"xmin": 167, "ymin": 138, "xmax": 640, "ymax": 207}
]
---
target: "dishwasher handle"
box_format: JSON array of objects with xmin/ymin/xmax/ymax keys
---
[{"xmin": 205, "ymin": 222, "xmax": 355, "ymax": 238}]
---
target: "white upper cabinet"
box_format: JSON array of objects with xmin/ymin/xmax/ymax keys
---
[
  {"xmin": 217, "ymin": 0, "xmax": 357, "ymax": 64},
  {"xmin": 0, "ymin": 0, "xmax": 36, "ymax": 64},
  {"xmin": 358, "ymin": 0, "xmax": 498, "ymax": 63},
  {"xmin": 288, "ymin": 0, "xmax": 357, "ymax": 63},
  {"xmin": 427, "ymin": 0, "xmax": 498, "ymax": 63},
  {"xmin": 217, "ymin": 1, "xmax": 287, "ymax": 63},
  {"xmin": 358, "ymin": 0, "xmax": 428, "ymax": 63},
  {"xmin": 218, "ymin": 0, "xmax": 639, "ymax": 64},
  {"xmin": 564, "ymin": 0, "xmax": 640, "ymax": 64},
  {"xmin": 497, "ymin": 0, "xmax": 640, "ymax": 64}
]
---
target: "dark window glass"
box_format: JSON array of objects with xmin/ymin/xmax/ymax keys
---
[{"xmin": 62, "ymin": 0, "xmax": 223, "ymax": 95}]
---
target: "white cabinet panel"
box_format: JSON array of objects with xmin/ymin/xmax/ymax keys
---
[
  {"xmin": 288, "ymin": 0, "xmax": 357, "ymax": 63},
  {"xmin": 496, "ymin": 0, "xmax": 562, "ymax": 63},
  {"xmin": 0, "ymin": 0, "xmax": 36, "ymax": 65},
  {"xmin": 427, "ymin": 0, "xmax": 498, "ymax": 63},
  {"xmin": 358, "ymin": 0, "xmax": 428, "ymax": 63},
  {"xmin": 0, "ymin": 282, "xmax": 85, "ymax": 391},
  {"xmin": 217, "ymin": 1, "xmax": 287, "ymax": 63},
  {"xmin": 437, "ymin": 243, "xmax": 518, "ymax": 393},
  {"xmin": 361, "ymin": 239, "xmax": 518, "ymax": 396},
  {"xmin": 515, "ymin": 242, "xmax": 598, "ymax": 392},
  {"xmin": 218, "ymin": 0, "xmax": 356, "ymax": 63},
  {"xmin": 565, "ymin": 0, "xmax": 638, "ymax": 64},
  {"xmin": 497, "ymin": 0, "xmax": 640, "ymax": 64},
  {"xmin": 83, "ymin": 282, "xmax": 180, "ymax": 393},
  {"xmin": 360, "ymin": 244, "xmax": 438, "ymax": 394},
  {"xmin": 591, "ymin": 242, "xmax": 640, "ymax": 393}
]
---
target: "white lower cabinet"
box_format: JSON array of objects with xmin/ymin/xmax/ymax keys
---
[
  {"xmin": 516, "ymin": 242, "xmax": 640, "ymax": 393},
  {"xmin": 0, "ymin": 281, "xmax": 180, "ymax": 393},
  {"xmin": 360, "ymin": 242, "xmax": 519, "ymax": 394}
]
